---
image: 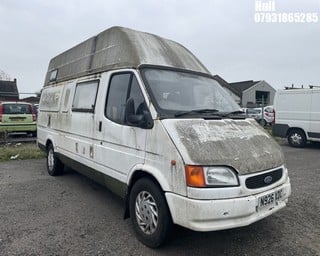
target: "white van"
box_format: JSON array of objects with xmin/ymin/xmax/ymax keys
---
[
  {"xmin": 273, "ymin": 88, "xmax": 320, "ymax": 147},
  {"xmin": 38, "ymin": 26, "xmax": 291, "ymax": 247}
]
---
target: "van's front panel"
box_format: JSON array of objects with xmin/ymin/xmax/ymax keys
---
[
  {"xmin": 159, "ymin": 118, "xmax": 291, "ymax": 231},
  {"xmin": 143, "ymin": 120, "xmax": 187, "ymax": 196},
  {"xmin": 140, "ymin": 66, "xmax": 291, "ymax": 232},
  {"xmin": 162, "ymin": 118, "xmax": 284, "ymax": 174},
  {"xmin": 166, "ymin": 179, "xmax": 291, "ymax": 231}
]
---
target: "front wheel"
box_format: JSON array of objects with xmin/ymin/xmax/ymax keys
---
[
  {"xmin": 46, "ymin": 144, "xmax": 64, "ymax": 176},
  {"xmin": 287, "ymin": 129, "xmax": 306, "ymax": 148},
  {"xmin": 129, "ymin": 178, "xmax": 172, "ymax": 248}
]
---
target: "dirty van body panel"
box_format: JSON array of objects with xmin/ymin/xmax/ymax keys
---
[
  {"xmin": 44, "ymin": 26, "xmax": 209, "ymax": 86},
  {"xmin": 57, "ymin": 153, "xmax": 127, "ymax": 198},
  {"xmin": 162, "ymin": 119, "xmax": 284, "ymax": 174},
  {"xmin": 40, "ymin": 72, "xmax": 145, "ymax": 187},
  {"xmin": 162, "ymin": 115, "xmax": 291, "ymax": 232},
  {"xmin": 93, "ymin": 71, "xmax": 147, "ymax": 184},
  {"xmin": 143, "ymin": 120, "xmax": 186, "ymax": 196}
]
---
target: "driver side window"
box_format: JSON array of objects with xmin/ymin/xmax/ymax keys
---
[{"xmin": 105, "ymin": 72, "xmax": 147, "ymax": 125}]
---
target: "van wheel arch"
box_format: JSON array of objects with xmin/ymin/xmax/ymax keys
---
[
  {"xmin": 124, "ymin": 171, "xmax": 167, "ymax": 219},
  {"xmin": 127, "ymin": 175, "xmax": 173, "ymax": 248},
  {"xmin": 46, "ymin": 139, "xmax": 53, "ymax": 150}
]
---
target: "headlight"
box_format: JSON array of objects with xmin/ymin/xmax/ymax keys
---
[
  {"xmin": 185, "ymin": 165, "xmax": 239, "ymax": 187},
  {"xmin": 204, "ymin": 167, "xmax": 239, "ymax": 186}
]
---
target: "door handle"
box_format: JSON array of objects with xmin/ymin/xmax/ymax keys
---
[{"xmin": 99, "ymin": 121, "xmax": 102, "ymax": 132}]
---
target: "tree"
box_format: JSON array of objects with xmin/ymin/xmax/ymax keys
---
[{"xmin": 0, "ymin": 69, "xmax": 11, "ymax": 81}]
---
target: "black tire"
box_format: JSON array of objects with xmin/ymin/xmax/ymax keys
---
[
  {"xmin": 287, "ymin": 129, "xmax": 307, "ymax": 148},
  {"xmin": 129, "ymin": 178, "xmax": 172, "ymax": 248},
  {"xmin": 259, "ymin": 119, "xmax": 266, "ymax": 127},
  {"xmin": 46, "ymin": 143, "xmax": 64, "ymax": 176}
]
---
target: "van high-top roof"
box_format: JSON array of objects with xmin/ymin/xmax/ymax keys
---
[{"xmin": 44, "ymin": 26, "xmax": 210, "ymax": 86}]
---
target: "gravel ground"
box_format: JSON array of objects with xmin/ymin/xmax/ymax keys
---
[{"xmin": 0, "ymin": 143, "xmax": 319, "ymax": 255}]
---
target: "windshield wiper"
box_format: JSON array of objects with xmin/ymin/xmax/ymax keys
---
[
  {"xmin": 174, "ymin": 108, "xmax": 220, "ymax": 117},
  {"xmin": 222, "ymin": 110, "xmax": 245, "ymax": 117}
]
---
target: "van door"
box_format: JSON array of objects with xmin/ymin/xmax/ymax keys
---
[
  {"xmin": 309, "ymin": 90, "xmax": 320, "ymax": 139},
  {"xmin": 94, "ymin": 71, "xmax": 149, "ymax": 184}
]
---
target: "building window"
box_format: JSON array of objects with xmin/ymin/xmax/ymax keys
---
[{"xmin": 255, "ymin": 91, "xmax": 270, "ymax": 106}]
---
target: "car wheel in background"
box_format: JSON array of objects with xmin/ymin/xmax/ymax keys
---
[
  {"xmin": 259, "ymin": 119, "xmax": 266, "ymax": 126},
  {"xmin": 287, "ymin": 129, "xmax": 306, "ymax": 148}
]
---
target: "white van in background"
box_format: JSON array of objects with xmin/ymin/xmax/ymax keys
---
[
  {"xmin": 38, "ymin": 26, "xmax": 291, "ymax": 248},
  {"xmin": 272, "ymin": 88, "xmax": 320, "ymax": 147}
]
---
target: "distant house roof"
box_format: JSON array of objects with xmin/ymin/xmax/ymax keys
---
[
  {"xmin": 0, "ymin": 79, "xmax": 19, "ymax": 101},
  {"xmin": 20, "ymin": 96, "xmax": 40, "ymax": 104},
  {"xmin": 213, "ymin": 75, "xmax": 240, "ymax": 96},
  {"xmin": 228, "ymin": 80, "xmax": 260, "ymax": 97}
]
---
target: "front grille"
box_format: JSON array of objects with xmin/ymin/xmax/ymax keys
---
[{"xmin": 245, "ymin": 168, "xmax": 283, "ymax": 189}]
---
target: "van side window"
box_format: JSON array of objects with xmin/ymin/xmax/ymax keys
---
[
  {"xmin": 64, "ymin": 89, "xmax": 70, "ymax": 110},
  {"xmin": 72, "ymin": 80, "xmax": 99, "ymax": 112},
  {"xmin": 62, "ymin": 86, "xmax": 71, "ymax": 113},
  {"xmin": 105, "ymin": 73, "xmax": 147, "ymax": 125},
  {"xmin": 129, "ymin": 76, "xmax": 147, "ymax": 115}
]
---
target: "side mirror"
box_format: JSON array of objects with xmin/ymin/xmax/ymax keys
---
[{"xmin": 125, "ymin": 98, "xmax": 153, "ymax": 129}]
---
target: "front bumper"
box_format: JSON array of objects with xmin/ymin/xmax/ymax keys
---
[{"xmin": 165, "ymin": 179, "xmax": 291, "ymax": 232}]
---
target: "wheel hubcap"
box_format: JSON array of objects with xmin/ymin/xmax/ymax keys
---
[
  {"xmin": 135, "ymin": 191, "xmax": 158, "ymax": 235},
  {"xmin": 48, "ymin": 149, "xmax": 55, "ymax": 170},
  {"xmin": 291, "ymin": 133, "xmax": 302, "ymax": 145}
]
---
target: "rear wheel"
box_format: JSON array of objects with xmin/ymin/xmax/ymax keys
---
[
  {"xmin": 46, "ymin": 143, "xmax": 64, "ymax": 176},
  {"xmin": 287, "ymin": 129, "xmax": 306, "ymax": 148},
  {"xmin": 259, "ymin": 119, "xmax": 266, "ymax": 126},
  {"xmin": 129, "ymin": 178, "xmax": 172, "ymax": 248}
]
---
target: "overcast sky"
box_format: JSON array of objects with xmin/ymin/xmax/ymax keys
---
[{"xmin": 0, "ymin": 0, "xmax": 319, "ymax": 97}]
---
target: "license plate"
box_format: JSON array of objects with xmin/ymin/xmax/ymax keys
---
[
  {"xmin": 9, "ymin": 116, "xmax": 26, "ymax": 122},
  {"xmin": 258, "ymin": 189, "xmax": 283, "ymax": 210}
]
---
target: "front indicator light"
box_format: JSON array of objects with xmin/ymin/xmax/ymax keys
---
[{"xmin": 185, "ymin": 165, "xmax": 205, "ymax": 188}]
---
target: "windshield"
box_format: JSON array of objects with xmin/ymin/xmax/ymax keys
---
[
  {"xmin": 141, "ymin": 68, "xmax": 240, "ymax": 116},
  {"xmin": 3, "ymin": 103, "xmax": 32, "ymax": 114}
]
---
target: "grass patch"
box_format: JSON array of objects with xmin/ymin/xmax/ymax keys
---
[{"xmin": 0, "ymin": 142, "xmax": 45, "ymax": 162}]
